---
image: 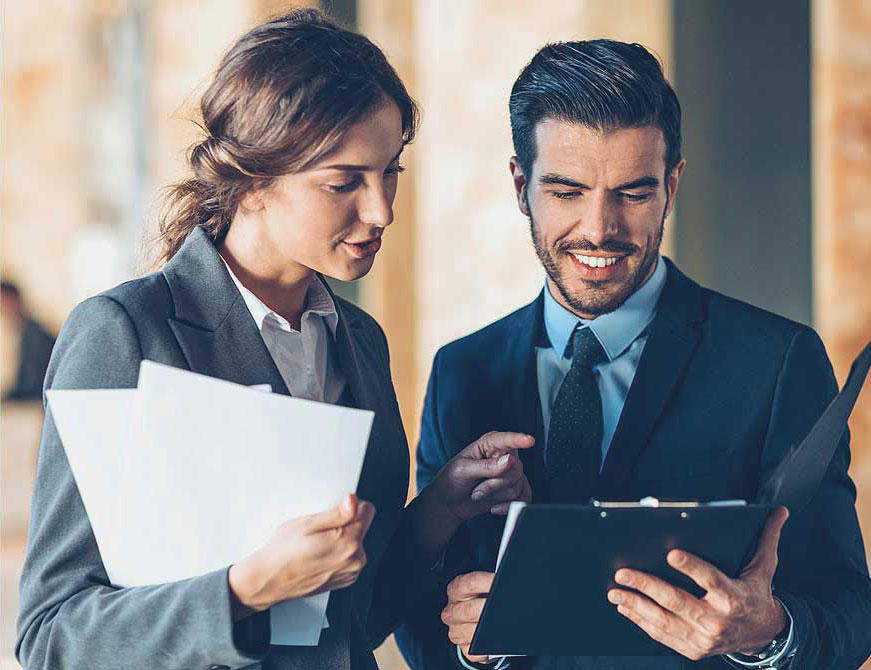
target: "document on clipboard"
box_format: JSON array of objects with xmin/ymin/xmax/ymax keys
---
[{"xmin": 469, "ymin": 341, "xmax": 871, "ymax": 657}]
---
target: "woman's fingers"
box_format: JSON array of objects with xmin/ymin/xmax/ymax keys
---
[
  {"xmin": 467, "ymin": 432, "xmax": 535, "ymax": 459},
  {"xmin": 298, "ymin": 493, "xmax": 357, "ymax": 532},
  {"xmin": 470, "ymin": 460, "xmax": 526, "ymax": 500}
]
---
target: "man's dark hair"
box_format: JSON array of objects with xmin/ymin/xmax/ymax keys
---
[
  {"xmin": 1, "ymin": 279, "xmax": 20, "ymax": 298},
  {"xmin": 509, "ymin": 39, "xmax": 682, "ymax": 180}
]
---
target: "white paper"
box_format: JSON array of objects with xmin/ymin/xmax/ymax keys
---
[
  {"xmin": 496, "ymin": 501, "xmax": 527, "ymax": 569},
  {"xmin": 490, "ymin": 501, "xmax": 528, "ymax": 661},
  {"xmin": 48, "ymin": 360, "xmax": 373, "ymax": 646},
  {"xmin": 246, "ymin": 383, "xmax": 329, "ymax": 633}
]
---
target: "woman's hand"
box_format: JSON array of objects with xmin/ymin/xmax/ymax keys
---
[
  {"xmin": 411, "ymin": 432, "xmax": 534, "ymax": 558},
  {"xmin": 228, "ymin": 493, "xmax": 375, "ymax": 613},
  {"xmin": 431, "ymin": 431, "xmax": 534, "ymax": 520}
]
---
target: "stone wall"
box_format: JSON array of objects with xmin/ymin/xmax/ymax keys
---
[{"xmin": 813, "ymin": 0, "xmax": 871, "ymax": 609}]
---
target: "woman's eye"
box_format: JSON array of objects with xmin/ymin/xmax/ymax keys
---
[{"xmin": 326, "ymin": 178, "xmax": 361, "ymax": 193}]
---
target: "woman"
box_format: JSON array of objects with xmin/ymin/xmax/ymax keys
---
[{"xmin": 15, "ymin": 9, "xmax": 532, "ymax": 670}]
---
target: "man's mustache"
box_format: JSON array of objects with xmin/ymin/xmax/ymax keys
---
[{"xmin": 557, "ymin": 239, "xmax": 639, "ymax": 255}]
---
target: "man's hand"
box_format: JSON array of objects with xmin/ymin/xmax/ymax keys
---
[
  {"xmin": 607, "ymin": 506, "xmax": 790, "ymax": 660},
  {"xmin": 442, "ymin": 571, "xmax": 496, "ymax": 665}
]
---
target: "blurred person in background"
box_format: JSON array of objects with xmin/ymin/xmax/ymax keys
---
[
  {"xmin": 397, "ymin": 40, "xmax": 871, "ymax": 670},
  {"xmin": 1, "ymin": 279, "xmax": 55, "ymax": 402},
  {"xmin": 16, "ymin": 9, "xmax": 532, "ymax": 670}
]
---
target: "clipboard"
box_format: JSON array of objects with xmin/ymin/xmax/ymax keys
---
[
  {"xmin": 469, "ymin": 340, "xmax": 871, "ymax": 657},
  {"xmin": 468, "ymin": 502, "xmax": 771, "ymax": 656}
]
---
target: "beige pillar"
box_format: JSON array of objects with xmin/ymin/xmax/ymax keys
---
[
  {"xmin": 357, "ymin": 0, "xmax": 420, "ymax": 498},
  {"xmin": 813, "ymin": 0, "xmax": 871, "ymax": 587}
]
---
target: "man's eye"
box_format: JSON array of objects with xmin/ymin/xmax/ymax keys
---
[
  {"xmin": 552, "ymin": 191, "xmax": 581, "ymax": 200},
  {"xmin": 326, "ymin": 178, "xmax": 361, "ymax": 193},
  {"xmin": 621, "ymin": 192, "xmax": 651, "ymax": 202}
]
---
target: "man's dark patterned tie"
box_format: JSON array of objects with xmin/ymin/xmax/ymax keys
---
[{"xmin": 545, "ymin": 325, "xmax": 607, "ymax": 503}]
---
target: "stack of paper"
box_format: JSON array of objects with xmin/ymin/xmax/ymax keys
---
[{"xmin": 47, "ymin": 360, "xmax": 374, "ymax": 646}]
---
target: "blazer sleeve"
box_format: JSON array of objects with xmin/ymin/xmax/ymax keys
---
[
  {"xmin": 16, "ymin": 296, "xmax": 268, "ymax": 670},
  {"xmin": 761, "ymin": 326, "xmax": 871, "ymax": 669},
  {"xmin": 394, "ymin": 349, "xmax": 488, "ymax": 670}
]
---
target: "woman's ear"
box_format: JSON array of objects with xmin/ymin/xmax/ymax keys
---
[{"xmin": 239, "ymin": 189, "xmax": 267, "ymax": 213}]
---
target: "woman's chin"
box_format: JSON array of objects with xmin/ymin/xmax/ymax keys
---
[{"xmin": 324, "ymin": 257, "xmax": 376, "ymax": 282}]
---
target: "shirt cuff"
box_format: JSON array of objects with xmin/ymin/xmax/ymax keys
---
[
  {"xmin": 724, "ymin": 597, "xmax": 796, "ymax": 667},
  {"xmin": 455, "ymin": 645, "xmax": 511, "ymax": 670}
]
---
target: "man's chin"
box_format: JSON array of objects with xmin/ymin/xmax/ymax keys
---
[{"xmin": 557, "ymin": 279, "xmax": 639, "ymax": 317}]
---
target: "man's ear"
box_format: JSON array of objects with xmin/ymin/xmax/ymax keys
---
[
  {"xmin": 664, "ymin": 158, "xmax": 686, "ymax": 219},
  {"xmin": 509, "ymin": 157, "xmax": 531, "ymax": 216}
]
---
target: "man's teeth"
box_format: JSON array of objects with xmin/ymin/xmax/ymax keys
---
[{"xmin": 572, "ymin": 254, "xmax": 621, "ymax": 268}]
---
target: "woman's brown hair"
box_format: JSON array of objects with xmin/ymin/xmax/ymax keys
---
[{"xmin": 155, "ymin": 8, "xmax": 418, "ymax": 266}]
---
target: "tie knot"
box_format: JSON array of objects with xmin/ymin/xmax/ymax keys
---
[{"xmin": 565, "ymin": 326, "xmax": 606, "ymax": 368}]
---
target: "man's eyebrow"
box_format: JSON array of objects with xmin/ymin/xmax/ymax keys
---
[
  {"xmin": 613, "ymin": 176, "xmax": 660, "ymax": 190},
  {"xmin": 538, "ymin": 174, "xmax": 661, "ymax": 190},
  {"xmin": 539, "ymin": 174, "xmax": 590, "ymax": 189},
  {"xmin": 316, "ymin": 147, "xmax": 405, "ymax": 172}
]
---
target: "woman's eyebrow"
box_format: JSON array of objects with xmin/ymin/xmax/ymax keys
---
[{"xmin": 316, "ymin": 147, "xmax": 404, "ymax": 172}]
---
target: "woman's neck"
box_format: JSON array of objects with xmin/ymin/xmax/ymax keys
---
[{"xmin": 219, "ymin": 226, "xmax": 314, "ymax": 331}]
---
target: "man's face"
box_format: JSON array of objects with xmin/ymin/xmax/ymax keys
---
[{"xmin": 512, "ymin": 121, "xmax": 684, "ymax": 318}]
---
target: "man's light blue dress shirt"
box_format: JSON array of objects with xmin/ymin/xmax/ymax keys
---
[{"xmin": 536, "ymin": 255, "xmax": 667, "ymax": 459}]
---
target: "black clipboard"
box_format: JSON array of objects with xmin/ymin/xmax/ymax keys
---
[
  {"xmin": 468, "ymin": 502, "xmax": 771, "ymax": 656},
  {"xmin": 469, "ymin": 340, "xmax": 871, "ymax": 657}
]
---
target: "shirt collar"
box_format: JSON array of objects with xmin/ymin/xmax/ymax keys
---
[
  {"xmin": 221, "ymin": 257, "xmax": 339, "ymax": 336},
  {"xmin": 543, "ymin": 254, "xmax": 668, "ymax": 361}
]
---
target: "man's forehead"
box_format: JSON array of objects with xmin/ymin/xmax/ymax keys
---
[{"xmin": 533, "ymin": 119, "xmax": 667, "ymax": 180}]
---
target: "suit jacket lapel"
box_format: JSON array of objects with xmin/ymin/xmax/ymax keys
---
[
  {"xmin": 162, "ymin": 227, "xmax": 290, "ymax": 396},
  {"xmin": 598, "ymin": 259, "xmax": 707, "ymax": 493},
  {"xmin": 497, "ymin": 292, "xmax": 550, "ymax": 502}
]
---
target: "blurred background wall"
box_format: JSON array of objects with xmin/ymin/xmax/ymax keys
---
[{"xmin": 2, "ymin": 1, "xmax": 870, "ymax": 668}]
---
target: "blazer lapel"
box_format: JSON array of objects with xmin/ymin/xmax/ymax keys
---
[
  {"xmin": 496, "ymin": 292, "xmax": 550, "ymax": 502},
  {"xmin": 598, "ymin": 259, "xmax": 707, "ymax": 493},
  {"xmin": 162, "ymin": 227, "xmax": 290, "ymax": 396}
]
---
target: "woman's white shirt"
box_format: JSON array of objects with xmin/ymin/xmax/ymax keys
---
[{"xmin": 222, "ymin": 260, "xmax": 346, "ymax": 404}]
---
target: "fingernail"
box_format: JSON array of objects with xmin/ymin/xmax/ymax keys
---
[
  {"xmin": 607, "ymin": 590, "xmax": 622, "ymax": 604},
  {"xmin": 471, "ymin": 489, "xmax": 485, "ymax": 501},
  {"xmin": 668, "ymin": 551, "xmax": 684, "ymax": 566},
  {"xmin": 615, "ymin": 570, "xmax": 631, "ymax": 585},
  {"xmin": 498, "ymin": 454, "xmax": 510, "ymax": 466}
]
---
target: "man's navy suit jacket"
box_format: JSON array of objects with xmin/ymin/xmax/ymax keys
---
[{"xmin": 395, "ymin": 259, "xmax": 871, "ymax": 670}]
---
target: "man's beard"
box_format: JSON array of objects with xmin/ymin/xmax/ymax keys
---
[{"xmin": 529, "ymin": 204, "xmax": 666, "ymax": 317}]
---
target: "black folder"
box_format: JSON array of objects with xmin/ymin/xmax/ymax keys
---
[{"xmin": 469, "ymin": 340, "xmax": 871, "ymax": 657}]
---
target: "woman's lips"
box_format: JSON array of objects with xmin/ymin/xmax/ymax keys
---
[{"xmin": 342, "ymin": 237, "xmax": 382, "ymax": 258}]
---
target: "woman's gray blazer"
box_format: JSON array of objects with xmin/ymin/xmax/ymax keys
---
[{"xmin": 16, "ymin": 227, "xmax": 412, "ymax": 670}]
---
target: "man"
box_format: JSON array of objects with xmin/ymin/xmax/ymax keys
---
[
  {"xmin": 1, "ymin": 280, "xmax": 55, "ymax": 401},
  {"xmin": 395, "ymin": 40, "xmax": 871, "ymax": 669}
]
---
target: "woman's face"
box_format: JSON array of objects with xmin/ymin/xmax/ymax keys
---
[{"xmin": 236, "ymin": 100, "xmax": 406, "ymax": 282}]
